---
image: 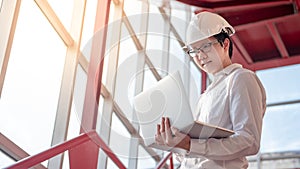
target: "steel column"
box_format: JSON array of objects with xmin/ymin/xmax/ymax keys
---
[
  {"xmin": 184, "ymin": 6, "xmax": 191, "ymax": 99},
  {"xmin": 97, "ymin": 0, "xmax": 124, "ymax": 168},
  {"xmin": 0, "ymin": 0, "xmax": 21, "ymax": 97},
  {"xmin": 128, "ymin": 1, "xmax": 149, "ymax": 168},
  {"xmin": 46, "ymin": 0, "xmax": 87, "ymax": 168},
  {"xmin": 69, "ymin": 0, "xmax": 111, "ymax": 168},
  {"xmin": 79, "ymin": 0, "xmax": 111, "ymax": 133}
]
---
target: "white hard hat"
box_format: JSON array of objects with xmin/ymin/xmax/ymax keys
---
[{"xmin": 185, "ymin": 11, "xmax": 235, "ymax": 47}]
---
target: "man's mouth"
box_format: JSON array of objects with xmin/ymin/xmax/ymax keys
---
[{"xmin": 201, "ymin": 61, "xmax": 212, "ymax": 67}]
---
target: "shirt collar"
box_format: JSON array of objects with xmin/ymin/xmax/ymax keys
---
[{"xmin": 214, "ymin": 63, "xmax": 243, "ymax": 77}]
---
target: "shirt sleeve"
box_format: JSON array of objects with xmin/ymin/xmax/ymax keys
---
[{"xmin": 186, "ymin": 71, "xmax": 266, "ymax": 161}]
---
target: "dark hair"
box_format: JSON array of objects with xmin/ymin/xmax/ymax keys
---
[{"xmin": 213, "ymin": 31, "xmax": 233, "ymax": 58}]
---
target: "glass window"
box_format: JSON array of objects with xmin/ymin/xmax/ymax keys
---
[
  {"xmin": 189, "ymin": 61, "xmax": 201, "ymax": 114},
  {"xmin": 124, "ymin": 0, "xmax": 142, "ymax": 16},
  {"xmin": 145, "ymin": 9, "xmax": 167, "ymax": 72},
  {"xmin": 47, "ymin": 0, "xmax": 74, "ymax": 31},
  {"xmin": 169, "ymin": 32, "xmax": 187, "ymax": 76},
  {"xmin": 261, "ymin": 103, "xmax": 300, "ymax": 153},
  {"xmin": 101, "ymin": 17, "xmax": 123, "ymax": 88},
  {"xmin": 124, "ymin": 0, "xmax": 146, "ymax": 37},
  {"xmin": 118, "ymin": 23, "xmax": 138, "ymax": 68},
  {"xmin": 0, "ymin": 0, "xmax": 16, "ymax": 70},
  {"xmin": 68, "ymin": 65, "xmax": 87, "ymax": 140},
  {"xmin": 114, "ymin": 22, "xmax": 139, "ymax": 121},
  {"xmin": 62, "ymin": 152, "xmax": 70, "ymax": 169},
  {"xmin": 257, "ymin": 64, "xmax": 300, "ymax": 153},
  {"xmin": 107, "ymin": 157, "xmax": 124, "ymax": 169},
  {"xmin": 146, "ymin": 6, "xmax": 167, "ymax": 67},
  {"xmin": 171, "ymin": 8, "xmax": 190, "ymax": 45},
  {"xmin": 0, "ymin": 0, "xmax": 66, "ymax": 158},
  {"xmin": 137, "ymin": 145, "xmax": 156, "ymax": 168},
  {"xmin": 143, "ymin": 64, "xmax": 159, "ymax": 91},
  {"xmin": 256, "ymin": 64, "xmax": 300, "ymax": 104},
  {"xmin": 145, "ymin": 48, "xmax": 169, "ymax": 77},
  {"xmin": 109, "ymin": 112, "xmax": 130, "ymax": 168},
  {"xmin": 80, "ymin": 0, "xmax": 98, "ymax": 61},
  {"xmin": 0, "ymin": 151, "xmax": 14, "ymax": 168}
]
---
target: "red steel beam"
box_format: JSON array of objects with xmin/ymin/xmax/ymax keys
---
[
  {"xmin": 266, "ymin": 22, "xmax": 289, "ymax": 58},
  {"xmin": 80, "ymin": 0, "xmax": 111, "ymax": 133},
  {"xmin": 295, "ymin": 0, "xmax": 300, "ymax": 11},
  {"xmin": 5, "ymin": 131, "xmax": 126, "ymax": 169},
  {"xmin": 231, "ymin": 43, "xmax": 251, "ymax": 70},
  {"xmin": 195, "ymin": 0, "xmax": 293, "ymax": 13},
  {"xmin": 179, "ymin": 0, "xmax": 292, "ymax": 9},
  {"xmin": 5, "ymin": 133, "xmax": 91, "ymax": 169},
  {"xmin": 249, "ymin": 54, "xmax": 300, "ymax": 71},
  {"xmin": 234, "ymin": 13, "xmax": 300, "ymax": 31},
  {"xmin": 69, "ymin": 0, "xmax": 111, "ymax": 168},
  {"xmin": 155, "ymin": 152, "xmax": 173, "ymax": 169},
  {"xmin": 231, "ymin": 35, "xmax": 253, "ymax": 64}
]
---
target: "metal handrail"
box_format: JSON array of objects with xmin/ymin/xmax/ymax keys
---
[
  {"xmin": 155, "ymin": 152, "xmax": 174, "ymax": 169},
  {"xmin": 248, "ymin": 151, "xmax": 300, "ymax": 162},
  {"xmin": 4, "ymin": 131, "xmax": 126, "ymax": 169}
]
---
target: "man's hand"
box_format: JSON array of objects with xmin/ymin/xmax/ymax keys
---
[{"xmin": 155, "ymin": 117, "xmax": 191, "ymax": 151}]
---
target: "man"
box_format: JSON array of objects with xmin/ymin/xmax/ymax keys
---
[{"xmin": 155, "ymin": 12, "xmax": 266, "ymax": 169}]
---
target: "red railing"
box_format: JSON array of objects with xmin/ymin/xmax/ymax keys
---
[
  {"xmin": 5, "ymin": 130, "xmax": 175, "ymax": 169},
  {"xmin": 5, "ymin": 131, "xmax": 126, "ymax": 169},
  {"xmin": 155, "ymin": 152, "xmax": 174, "ymax": 169}
]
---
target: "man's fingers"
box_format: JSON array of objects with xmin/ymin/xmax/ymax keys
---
[
  {"xmin": 165, "ymin": 118, "xmax": 174, "ymax": 145},
  {"xmin": 155, "ymin": 124, "xmax": 165, "ymax": 145},
  {"xmin": 165, "ymin": 117, "xmax": 171, "ymax": 129},
  {"xmin": 165, "ymin": 128, "xmax": 172, "ymax": 141},
  {"xmin": 157, "ymin": 124, "xmax": 161, "ymax": 135},
  {"xmin": 160, "ymin": 117, "xmax": 165, "ymax": 133},
  {"xmin": 156, "ymin": 117, "xmax": 190, "ymax": 149}
]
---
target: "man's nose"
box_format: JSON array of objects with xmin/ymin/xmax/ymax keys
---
[{"xmin": 197, "ymin": 51, "xmax": 208, "ymax": 60}]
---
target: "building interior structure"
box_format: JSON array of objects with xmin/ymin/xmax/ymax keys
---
[{"xmin": 1, "ymin": 0, "xmax": 300, "ymax": 168}]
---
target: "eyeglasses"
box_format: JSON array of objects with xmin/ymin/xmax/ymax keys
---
[{"xmin": 186, "ymin": 40, "xmax": 219, "ymax": 58}]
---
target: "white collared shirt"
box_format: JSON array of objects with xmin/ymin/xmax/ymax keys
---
[{"xmin": 179, "ymin": 63, "xmax": 266, "ymax": 169}]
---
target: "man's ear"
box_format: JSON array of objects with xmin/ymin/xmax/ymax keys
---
[
  {"xmin": 223, "ymin": 38, "xmax": 230, "ymax": 55},
  {"xmin": 223, "ymin": 38, "xmax": 230, "ymax": 50}
]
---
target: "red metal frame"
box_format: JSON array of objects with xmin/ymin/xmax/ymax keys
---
[
  {"xmin": 194, "ymin": 1, "xmax": 293, "ymax": 14},
  {"xmin": 201, "ymin": 70, "xmax": 207, "ymax": 94},
  {"xmin": 155, "ymin": 152, "xmax": 174, "ymax": 169},
  {"xmin": 5, "ymin": 131, "xmax": 126, "ymax": 169},
  {"xmin": 182, "ymin": 0, "xmax": 300, "ymax": 72},
  {"xmin": 80, "ymin": 0, "xmax": 111, "ymax": 133},
  {"xmin": 296, "ymin": 0, "xmax": 300, "ymax": 11},
  {"xmin": 249, "ymin": 55, "xmax": 300, "ymax": 71},
  {"xmin": 69, "ymin": 0, "xmax": 112, "ymax": 168},
  {"xmin": 266, "ymin": 22, "xmax": 289, "ymax": 58}
]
